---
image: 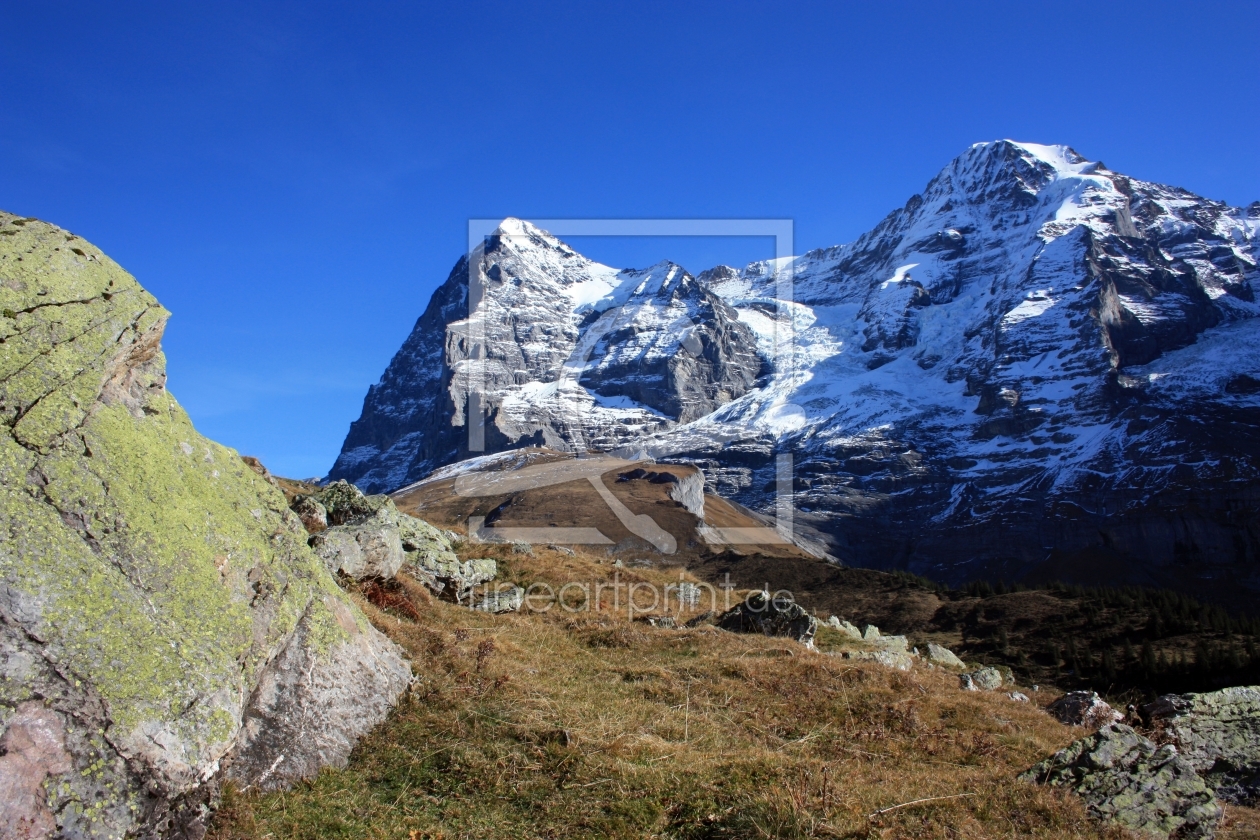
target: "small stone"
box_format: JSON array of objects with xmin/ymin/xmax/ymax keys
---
[
  {"xmin": 1047, "ymin": 691, "xmax": 1124, "ymax": 729},
  {"xmin": 926, "ymin": 642, "xmax": 965, "ymax": 669},
  {"xmin": 965, "ymin": 666, "xmax": 1004, "ymax": 691},
  {"xmin": 1008, "ymin": 691, "xmax": 1030, "ymax": 703},
  {"xmin": 471, "ymin": 585, "xmax": 524, "ymax": 614}
]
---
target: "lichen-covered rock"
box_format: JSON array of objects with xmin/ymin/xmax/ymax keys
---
[
  {"xmin": 313, "ymin": 479, "xmax": 391, "ymax": 526},
  {"xmin": 408, "ymin": 555, "xmax": 497, "ymax": 602},
  {"xmin": 861, "ymin": 624, "xmax": 881, "ymax": 641},
  {"xmin": 0, "ymin": 212, "xmax": 411, "ymax": 838},
  {"xmin": 309, "ymin": 521, "xmax": 405, "ymax": 580},
  {"xmin": 926, "ymin": 642, "xmax": 965, "ymax": 668},
  {"xmin": 1144, "ymin": 686, "xmax": 1260, "ymax": 804},
  {"xmin": 471, "ymin": 585, "xmax": 524, "ymax": 614},
  {"xmin": 717, "ymin": 591, "xmax": 818, "ymax": 646},
  {"xmin": 291, "ymin": 495, "xmax": 328, "ymax": 533},
  {"xmin": 310, "ymin": 528, "xmax": 364, "ymax": 575},
  {"xmin": 1020, "ymin": 723, "xmax": 1220, "ymax": 839},
  {"xmin": 1048, "ymin": 690, "xmax": 1125, "ymax": 729},
  {"xmin": 964, "ymin": 666, "xmax": 1005, "ymax": 691}
]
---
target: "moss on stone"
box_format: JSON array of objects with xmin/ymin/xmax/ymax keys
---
[{"xmin": 0, "ymin": 210, "xmax": 390, "ymax": 823}]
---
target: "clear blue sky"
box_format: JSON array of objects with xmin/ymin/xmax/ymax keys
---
[{"xmin": 3, "ymin": 1, "xmax": 1257, "ymax": 479}]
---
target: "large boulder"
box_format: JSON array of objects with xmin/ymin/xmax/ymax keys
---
[
  {"xmin": 309, "ymin": 521, "xmax": 405, "ymax": 580},
  {"xmin": 0, "ymin": 212, "xmax": 411, "ymax": 838},
  {"xmin": 717, "ymin": 591, "xmax": 818, "ymax": 646},
  {"xmin": 1020, "ymin": 723, "xmax": 1220, "ymax": 839},
  {"xmin": 1145, "ymin": 686, "xmax": 1260, "ymax": 805}
]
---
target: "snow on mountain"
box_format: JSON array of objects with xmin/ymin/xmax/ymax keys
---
[
  {"xmin": 331, "ymin": 140, "xmax": 1260, "ymax": 602},
  {"xmin": 329, "ymin": 218, "xmax": 762, "ymax": 491}
]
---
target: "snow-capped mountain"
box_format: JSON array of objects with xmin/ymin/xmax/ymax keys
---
[
  {"xmin": 329, "ymin": 218, "xmax": 764, "ymax": 491},
  {"xmin": 331, "ymin": 141, "xmax": 1260, "ymax": 599}
]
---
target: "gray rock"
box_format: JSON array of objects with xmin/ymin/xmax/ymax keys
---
[
  {"xmin": 839, "ymin": 649, "xmax": 915, "ymax": 671},
  {"xmin": 861, "ymin": 624, "xmax": 881, "ymax": 641},
  {"xmin": 966, "ymin": 666, "xmax": 1005, "ymax": 691},
  {"xmin": 470, "ymin": 585, "xmax": 524, "ymax": 614},
  {"xmin": 667, "ymin": 469, "xmax": 706, "ymax": 518},
  {"xmin": 0, "ymin": 214, "xmax": 410, "ymax": 838},
  {"xmin": 309, "ymin": 522, "xmax": 405, "ymax": 580},
  {"xmin": 1020, "ymin": 723, "xmax": 1220, "ymax": 839},
  {"xmin": 717, "ymin": 591, "xmax": 818, "ymax": 646},
  {"xmin": 825, "ymin": 617, "xmax": 863, "ymax": 639},
  {"xmin": 310, "ymin": 528, "xmax": 364, "ymax": 575},
  {"xmin": 1048, "ymin": 690, "xmax": 1124, "ymax": 729},
  {"xmin": 875, "ymin": 634, "xmax": 909, "ymax": 652},
  {"xmin": 926, "ymin": 642, "xmax": 965, "ymax": 668},
  {"xmin": 685, "ymin": 610, "xmax": 716, "ymax": 628},
  {"xmin": 1008, "ymin": 691, "xmax": 1030, "ymax": 703},
  {"xmin": 959, "ymin": 673, "xmax": 977, "ymax": 691},
  {"xmin": 1144, "ymin": 686, "xmax": 1260, "ymax": 804},
  {"xmin": 407, "ymin": 555, "xmax": 498, "ymax": 603},
  {"xmin": 638, "ymin": 615, "xmax": 677, "ymax": 629},
  {"xmin": 228, "ymin": 597, "xmax": 412, "ymax": 790}
]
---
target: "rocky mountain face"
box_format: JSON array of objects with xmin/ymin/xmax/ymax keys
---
[
  {"xmin": 0, "ymin": 212, "xmax": 411, "ymax": 838},
  {"xmin": 329, "ymin": 220, "xmax": 763, "ymax": 491},
  {"xmin": 332, "ymin": 141, "xmax": 1260, "ymax": 604}
]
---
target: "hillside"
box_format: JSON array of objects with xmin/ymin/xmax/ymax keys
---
[{"xmin": 207, "ymin": 540, "xmax": 1260, "ymax": 839}]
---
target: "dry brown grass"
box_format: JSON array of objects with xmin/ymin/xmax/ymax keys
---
[{"xmin": 208, "ymin": 545, "xmax": 1252, "ymax": 839}]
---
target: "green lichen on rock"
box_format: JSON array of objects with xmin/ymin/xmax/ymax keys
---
[
  {"xmin": 1021, "ymin": 723, "xmax": 1221, "ymax": 839},
  {"xmin": 0, "ymin": 211, "xmax": 410, "ymax": 837}
]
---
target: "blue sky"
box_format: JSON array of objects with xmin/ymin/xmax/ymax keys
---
[{"xmin": 2, "ymin": 1, "xmax": 1257, "ymax": 478}]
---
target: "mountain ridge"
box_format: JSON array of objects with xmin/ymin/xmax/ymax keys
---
[{"xmin": 329, "ymin": 140, "xmax": 1260, "ymax": 605}]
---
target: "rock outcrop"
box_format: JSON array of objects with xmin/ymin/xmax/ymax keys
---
[
  {"xmin": 1145, "ymin": 686, "xmax": 1260, "ymax": 804},
  {"xmin": 0, "ymin": 212, "xmax": 411, "ymax": 838},
  {"xmin": 1021, "ymin": 723, "xmax": 1220, "ymax": 839},
  {"xmin": 716, "ymin": 591, "xmax": 818, "ymax": 646}
]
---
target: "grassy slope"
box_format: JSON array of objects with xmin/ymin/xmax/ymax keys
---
[{"xmin": 210, "ymin": 542, "xmax": 1259, "ymax": 840}]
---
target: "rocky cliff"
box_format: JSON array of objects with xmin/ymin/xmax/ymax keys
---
[
  {"xmin": 0, "ymin": 212, "xmax": 411, "ymax": 838},
  {"xmin": 329, "ymin": 221, "xmax": 763, "ymax": 492},
  {"xmin": 331, "ymin": 142, "xmax": 1260, "ymax": 605}
]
